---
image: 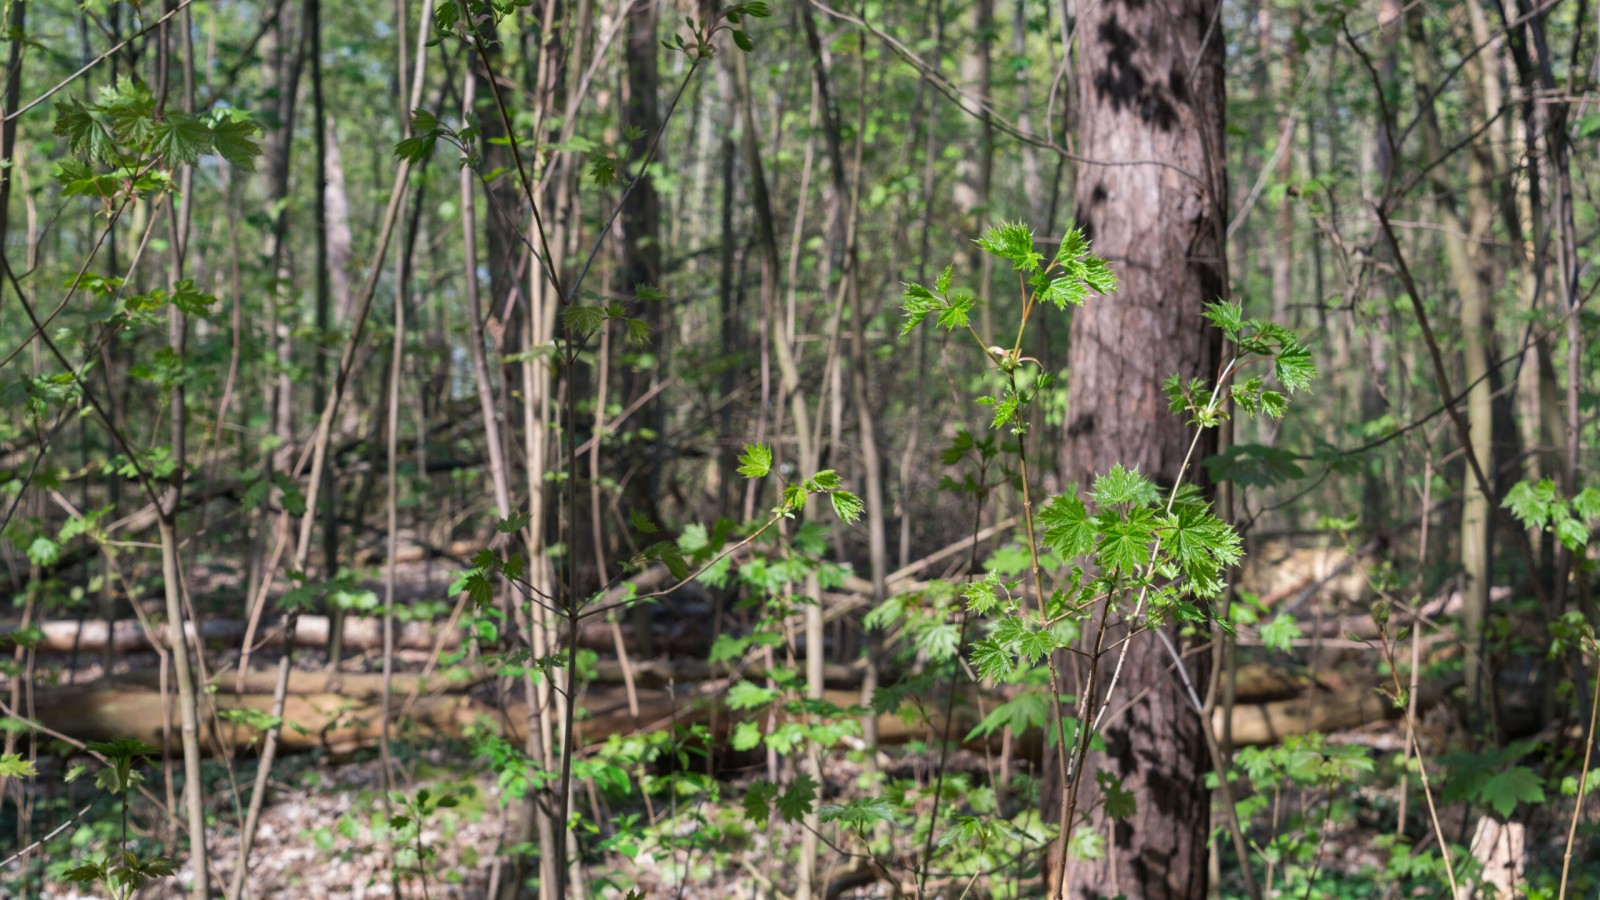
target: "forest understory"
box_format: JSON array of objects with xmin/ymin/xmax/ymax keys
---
[{"xmin": 1, "ymin": 0, "xmax": 1597, "ymax": 896}]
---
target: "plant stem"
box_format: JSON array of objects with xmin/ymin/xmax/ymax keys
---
[{"xmin": 1558, "ymin": 642, "xmax": 1600, "ymax": 900}]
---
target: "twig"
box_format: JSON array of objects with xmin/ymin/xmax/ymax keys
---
[
  {"xmin": 4, "ymin": 0, "xmax": 200, "ymax": 122},
  {"xmin": 1558, "ymin": 642, "xmax": 1600, "ymax": 899}
]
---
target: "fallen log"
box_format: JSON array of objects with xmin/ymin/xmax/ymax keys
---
[
  {"xmin": 11, "ymin": 673, "xmax": 973, "ymax": 758},
  {"xmin": 117, "ymin": 665, "xmax": 491, "ymax": 701},
  {"xmin": 14, "ymin": 670, "xmax": 1450, "ymax": 757},
  {"xmin": 17, "ymin": 684, "xmax": 483, "ymax": 755},
  {"xmin": 4, "ymin": 615, "xmax": 463, "ymax": 654},
  {"xmin": 1217, "ymin": 675, "xmax": 1460, "ymax": 745}
]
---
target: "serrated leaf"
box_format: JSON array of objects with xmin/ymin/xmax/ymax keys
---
[
  {"xmin": 977, "ymin": 221, "xmax": 1043, "ymax": 272},
  {"xmin": 776, "ymin": 775, "xmax": 817, "ymax": 823},
  {"xmin": 1091, "ymin": 464, "xmax": 1157, "ymax": 507},
  {"xmin": 819, "ymin": 796, "xmax": 896, "ymax": 831},
  {"xmin": 970, "ymin": 638, "xmax": 1015, "ymax": 681},
  {"xmin": 830, "ymin": 490, "xmax": 864, "ymax": 524},
  {"xmin": 1097, "ymin": 509, "xmax": 1154, "ymax": 575},
  {"xmin": 742, "ymin": 780, "xmax": 779, "ymax": 827},
  {"xmin": 736, "ymin": 443, "xmax": 772, "ymax": 479},
  {"xmin": 0, "ymin": 753, "xmax": 37, "ymax": 779},
  {"xmin": 809, "ymin": 469, "xmax": 842, "ymax": 490},
  {"xmin": 1481, "ymin": 766, "xmax": 1544, "ymax": 817},
  {"xmin": 965, "ymin": 691, "xmax": 1051, "ymax": 741},
  {"xmin": 150, "ymin": 113, "xmax": 213, "ymax": 165},
  {"xmin": 210, "ymin": 117, "xmax": 263, "ymax": 171},
  {"xmin": 1040, "ymin": 493, "xmax": 1096, "ymax": 559}
]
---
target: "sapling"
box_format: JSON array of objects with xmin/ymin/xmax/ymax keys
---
[{"xmin": 892, "ymin": 221, "xmax": 1315, "ymax": 894}]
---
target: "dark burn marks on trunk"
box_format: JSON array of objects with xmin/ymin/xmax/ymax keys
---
[{"xmin": 1092, "ymin": 13, "xmax": 1191, "ymax": 132}]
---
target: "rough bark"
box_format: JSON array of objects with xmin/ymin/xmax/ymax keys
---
[{"xmin": 1050, "ymin": 0, "xmax": 1227, "ymax": 894}]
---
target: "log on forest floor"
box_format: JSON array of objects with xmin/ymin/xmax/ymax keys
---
[
  {"xmin": 1217, "ymin": 675, "xmax": 1460, "ymax": 745},
  {"xmin": 11, "ymin": 679, "xmax": 906, "ymax": 757},
  {"xmin": 10, "ymin": 666, "xmax": 1453, "ymax": 758}
]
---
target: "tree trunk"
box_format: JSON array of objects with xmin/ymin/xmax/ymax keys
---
[
  {"xmin": 1403, "ymin": 4, "xmax": 1497, "ymax": 704},
  {"xmin": 1050, "ymin": 0, "xmax": 1227, "ymax": 895}
]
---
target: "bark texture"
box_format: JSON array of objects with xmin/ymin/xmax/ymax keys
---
[{"xmin": 1051, "ymin": 0, "xmax": 1227, "ymax": 895}]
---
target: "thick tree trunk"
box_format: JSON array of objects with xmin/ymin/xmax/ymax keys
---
[{"xmin": 1050, "ymin": 0, "xmax": 1227, "ymax": 895}]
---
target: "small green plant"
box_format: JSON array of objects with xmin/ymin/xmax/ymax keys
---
[
  {"xmin": 61, "ymin": 740, "xmax": 177, "ymax": 900},
  {"xmin": 388, "ymin": 786, "xmax": 461, "ymax": 900}
]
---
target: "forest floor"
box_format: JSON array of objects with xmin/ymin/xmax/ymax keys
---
[{"xmin": 5, "ymin": 537, "xmax": 1585, "ymax": 898}]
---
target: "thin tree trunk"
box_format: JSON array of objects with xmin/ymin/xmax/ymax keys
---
[
  {"xmin": 733, "ymin": 46, "xmax": 826, "ymax": 898},
  {"xmin": 1404, "ymin": 4, "xmax": 1497, "ymax": 703},
  {"xmin": 620, "ymin": 0, "xmax": 660, "ymax": 659}
]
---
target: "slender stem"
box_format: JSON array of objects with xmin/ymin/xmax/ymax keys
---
[
  {"xmin": 1377, "ymin": 627, "xmax": 1459, "ymax": 894},
  {"xmin": 2, "ymin": 0, "xmax": 198, "ymax": 122},
  {"xmin": 917, "ymin": 494, "xmax": 989, "ymax": 898},
  {"xmin": 1558, "ymin": 643, "xmax": 1600, "ymax": 899}
]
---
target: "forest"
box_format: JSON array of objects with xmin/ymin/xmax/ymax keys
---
[{"xmin": 0, "ymin": 0, "xmax": 1596, "ymax": 896}]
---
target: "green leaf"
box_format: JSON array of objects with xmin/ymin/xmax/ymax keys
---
[
  {"xmin": 1504, "ymin": 479, "xmax": 1558, "ymax": 529},
  {"xmin": 1572, "ymin": 487, "xmax": 1600, "ymax": 522},
  {"xmin": 736, "ymin": 443, "xmax": 772, "ymax": 479},
  {"xmin": 965, "ymin": 691, "xmax": 1051, "ymax": 741},
  {"xmin": 829, "ymin": 490, "xmax": 864, "ymax": 524},
  {"xmin": 732, "ymin": 721, "xmax": 762, "ymax": 752},
  {"xmin": 962, "ymin": 575, "xmax": 1003, "ymax": 614},
  {"xmin": 776, "ymin": 774, "xmax": 818, "ymax": 823},
  {"xmin": 742, "ymin": 780, "xmax": 779, "ymax": 828},
  {"xmin": 394, "ymin": 132, "xmax": 438, "ymax": 162},
  {"xmin": 1555, "ymin": 515, "xmax": 1589, "ymax": 552},
  {"xmin": 782, "ymin": 483, "xmax": 808, "ymax": 513},
  {"xmin": 727, "ymin": 680, "xmax": 776, "ymax": 710},
  {"xmin": 1068, "ymin": 826, "xmax": 1106, "ymax": 860},
  {"xmin": 1202, "ymin": 443, "xmax": 1305, "ymax": 488},
  {"xmin": 935, "ymin": 292, "xmax": 976, "ymax": 330},
  {"xmin": 819, "ymin": 796, "xmax": 896, "ymax": 831},
  {"xmin": 977, "ymin": 221, "xmax": 1043, "ymax": 272},
  {"xmin": 210, "ymin": 117, "xmax": 263, "ymax": 171},
  {"xmin": 150, "ymin": 113, "xmax": 214, "ymax": 165},
  {"xmin": 1202, "ymin": 301, "xmax": 1245, "ymax": 337},
  {"xmin": 915, "ymin": 622, "xmax": 960, "ymax": 660},
  {"xmin": 27, "ymin": 536, "xmax": 60, "ymax": 567},
  {"xmin": 1040, "ymin": 493, "xmax": 1096, "ymax": 559},
  {"xmin": 1091, "ymin": 464, "xmax": 1157, "ymax": 507},
  {"xmin": 1097, "ymin": 769, "xmax": 1136, "ymax": 820},
  {"xmin": 1096, "ymin": 509, "xmax": 1154, "ymax": 575},
  {"xmin": 170, "ymin": 279, "xmax": 219, "ymax": 317},
  {"xmin": 54, "ymin": 98, "xmax": 114, "ymax": 160},
  {"xmin": 1272, "ymin": 340, "xmax": 1317, "ymax": 394},
  {"xmin": 809, "ymin": 469, "xmax": 842, "ymax": 490},
  {"xmin": 1259, "ymin": 614, "xmax": 1302, "ymax": 653},
  {"xmin": 1481, "ymin": 766, "xmax": 1544, "ymax": 817},
  {"xmin": 0, "ymin": 752, "xmax": 37, "ymax": 779},
  {"xmin": 563, "ymin": 304, "xmax": 606, "ymax": 336},
  {"xmin": 63, "ymin": 862, "xmax": 109, "ymax": 884},
  {"xmin": 970, "ymin": 638, "xmax": 1016, "ymax": 681}
]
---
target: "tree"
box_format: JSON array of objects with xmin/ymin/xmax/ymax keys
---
[{"xmin": 1050, "ymin": 0, "xmax": 1228, "ymax": 894}]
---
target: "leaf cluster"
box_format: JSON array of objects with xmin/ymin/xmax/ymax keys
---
[{"xmin": 53, "ymin": 78, "xmax": 262, "ymax": 202}]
